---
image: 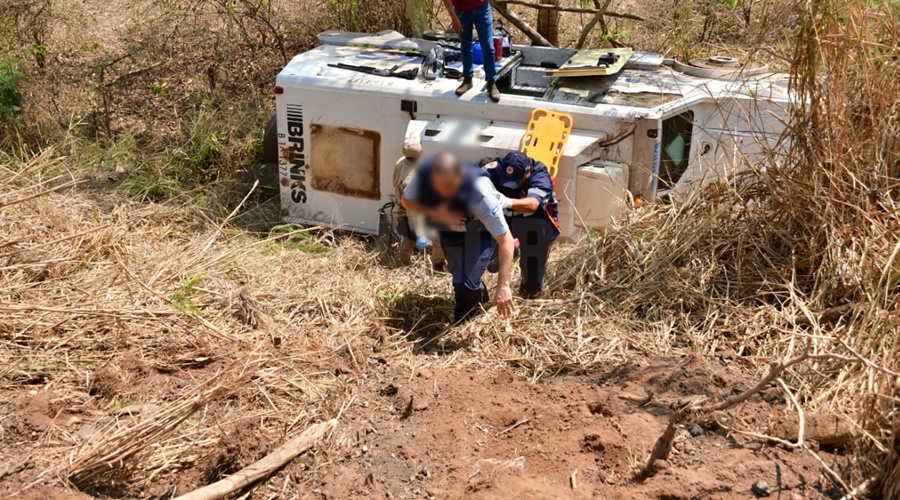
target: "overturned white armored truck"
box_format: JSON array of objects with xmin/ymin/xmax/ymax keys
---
[{"xmin": 271, "ymin": 31, "xmax": 791, "ymax": 240}]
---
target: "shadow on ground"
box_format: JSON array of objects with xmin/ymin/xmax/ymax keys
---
[{"xmin": 385, "ymin": 292, "xmax": 466, "ymax": 354}]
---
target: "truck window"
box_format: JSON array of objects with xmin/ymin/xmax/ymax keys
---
[{"xmin": 659, "ymin": 112, "xmax": 694, "ymax": 189}]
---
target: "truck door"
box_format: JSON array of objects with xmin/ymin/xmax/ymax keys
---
[{"xmin": 669, "ymin": 97, "xmax": 788, "ymax": 199}]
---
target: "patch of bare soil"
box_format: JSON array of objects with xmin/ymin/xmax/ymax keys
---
[
  {"xmin": 289, "ymin": 356, "xmax": 840, "ymax": 499},
  {"xmin": 0, "ymin": 351, "xmax": 847, "ymax": 499}
]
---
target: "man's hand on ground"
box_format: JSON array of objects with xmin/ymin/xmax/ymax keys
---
[{"xmin": 494, "ymin": 284, "xmax": 514, "ymax": 317}]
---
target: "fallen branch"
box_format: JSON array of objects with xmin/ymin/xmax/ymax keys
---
[
  {"xmin": 710, "ymin": 350, "xmax": 824, "ymax": 412},
  {"xmin": 646, "ymin": 348, "xmax": 877, "ymax": 470},
  {"xmin": 495, "ymin": 0, "xmax": 644, "ymax": 20},
  {"xmin": 777, "ymin": 378, "xmax": 805, "ymax": 447},
  {"xmin": 576, "ymin": 0, "xmax": 612, "ymax": 49},
  {"xmin": 773, "ymin": 411, "xmax": 857, "ymax": 447},
  {"xmin": 492, "ymin": 2, "xmax": 552, "ymax": 47},
  {"xmin": 714, "ymin": 378, "xmax": 807, "ymax": 449},
  {"xmin": 173, "ymin": 419, "xmax": 337, "ymax": 500}
]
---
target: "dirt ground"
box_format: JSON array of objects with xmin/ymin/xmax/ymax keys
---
[
  {"xmin": 0, "ymin": 351, "xmax": 846, "ymax": 499},
  {"xmin": 1, "ymin": 0, "xmax": 880, "ymax": 497},
  {"xmin": 315, "ymin": 357, "xmax": 841, "ymax": 499}
]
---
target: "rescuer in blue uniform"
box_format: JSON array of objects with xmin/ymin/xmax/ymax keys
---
[
  {"xmin": 402, "ymin": 151, "xmax": 516, "ymax": 324},
  {"xmin": 483, "ymin": 152, "xmax": 561, "ymax": 298}
]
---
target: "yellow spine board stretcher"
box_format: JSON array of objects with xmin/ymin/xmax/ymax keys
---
[{"xmin": 520, "ymin": 109, "xmax": 574, "ymax": 180}]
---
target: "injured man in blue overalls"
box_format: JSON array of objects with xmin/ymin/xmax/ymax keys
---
[
  {"xmin": 483, "ymin": 152, "xmax": 561, "ymax": 299},
  {"xmin": 401, "ymin": 151, "xmax": 517, "ymax": 324}
]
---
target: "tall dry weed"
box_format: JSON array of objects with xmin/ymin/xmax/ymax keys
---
[{"xmin": 545, "ymin": 0, "xmax": 899, "ymax": 492}]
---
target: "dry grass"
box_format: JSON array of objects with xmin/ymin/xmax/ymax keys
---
[
  {"xmin": 446, "ymin": 0, "xmax": 899, "ymax": 492},
  {"xmin": 459, "ymin": 0, "xmax": 900, "ymax": 494},
  {"xmin": 67, "ymin": 362, "xmax": 257, "ymax": 489},
  {"xmin": 0, "ymin": 151, "xmax": 395, "ymax": 495},
  {"xmin": 1, "ymin": 0, "xmax": 898, "ymax": 497}
]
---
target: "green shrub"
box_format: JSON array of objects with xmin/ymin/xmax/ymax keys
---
[
  {"xmin": 115, "ymin": 100, "xmax": 266, "ymax": 204},
  {"xmin": 0, "ymin": 55, "xmax": 25, "ymax": 126},
  {"xmin": 0, "ymin": 18, "xmax": 26, "ymax": 127}
]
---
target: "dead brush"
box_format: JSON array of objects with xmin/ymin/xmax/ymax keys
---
[
  {"xmin": 452, "ymin": 0, "xmax": 897, "ymax": 493},
  {"xmin": 67, "ymin": 362, "xmax": 259, "ymax": 489},
  {"xmin": 0, "ymin": 150, "xmax": 378, "ymax": 494},
  {"xmin": 481, "ymin": 0, "xmax": 898, "ymax": 494}
]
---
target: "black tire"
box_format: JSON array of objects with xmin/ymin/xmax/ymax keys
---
[
  {"xmin": 262, "ymin": 114, "xmax": 278, "ymax": 165},
  {"xmin": 240, "ymin": 114, "xmax": 280, "ymax": 191}
]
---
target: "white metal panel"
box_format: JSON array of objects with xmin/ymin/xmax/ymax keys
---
[
  {"xmin": 574, "ymin": 162, "xmax": 630, "ymax": 229},
  {"xmin": 276, "ymin": 85, "xmax": 407, "ymax": 234},
  {"xmin": 273, "ymin": 43, "xmax": 794, "ymax": 238}
]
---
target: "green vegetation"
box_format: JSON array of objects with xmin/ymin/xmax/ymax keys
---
[
  {"xmin": 170, "ymin": 272, "xmax": 206, "ymax": 314},
  {"xmin": 328, "ymin": 0, "xmax": 361, "ymax": 31},
  {"xmin": 0, "ymin": 20, "xmax": 26, "ymax": 126},
  {"xmin": 267, "ymin": 224, "xmax": 333, "ymax": 255},
  {"xmin": 0, "ymin": 54, "xmax": 25, "ymax": 126},
  {"xmin": 109, "ymin": 395, "xmax": 134, "ymax": 413},
  {"xmin": 118, "ymin": 108, "xmax": 221, "ymax": 200}
]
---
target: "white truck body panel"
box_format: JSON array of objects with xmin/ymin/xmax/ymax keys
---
[{"xmin": 274, "ymin": 41, "xmax": 792, "ymax": 239}]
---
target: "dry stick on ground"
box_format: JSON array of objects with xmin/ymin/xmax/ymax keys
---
[
  {"xmin": 775, "ymin": 378, "xmax": 805, "ymax": 447},
  {"xmin": 497, "ymin": 417, "xmax": 529, "ymax": 436},
  {"xmin": 714, "ymin": 378, "xmax": 807, "ymax": 449},
  {"xmin": 647, "ymin": 346, "xmax": 898, "ymax": 494},
  {"xmin": 646, "ymin": 348, "xmax": 875, "ymax": 471},
  {"xmin": 173, "ymin": 419, "xmax": 337, "ymax": 500}
]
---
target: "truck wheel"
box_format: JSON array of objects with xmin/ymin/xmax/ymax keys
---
[
  {"xmin": 262, "ymin": 114, "xmax": 278, "ymax": 165},
  {"xmin": 250, "ymin": 114, "xmax": 280, "ymax": 191}
]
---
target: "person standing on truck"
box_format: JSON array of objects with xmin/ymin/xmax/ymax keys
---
[
  {"xmin": 483, "ymin": 152, "xmax": 560, "ymax": 299},
  {"xmin": 442, "ymin": 0, "xmax": 501, "ymax": 103},
  {"xmin": 401, "ymin": 151, "xmax": 515, "ymax": 323},
  {"xmin": 392, "ymin": 137, "xmax": 446, "ymax": 267}
]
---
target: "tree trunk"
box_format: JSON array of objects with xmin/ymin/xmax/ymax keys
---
[
  {"xmin": 405, "ymin": 0, "xmax": 429, "ymax": 37},
  {"xmin": 536, "ymin": 0, "xmax": 559, "ymax": 46}
]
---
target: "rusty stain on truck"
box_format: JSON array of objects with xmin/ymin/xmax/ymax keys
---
[
  {"xmin": 309, "ymin": 124, "xmax": 381, "ymax": 200},
  {"xmin": 280, "ymin": 144, "xmax": 296, "ymax": 163}
]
